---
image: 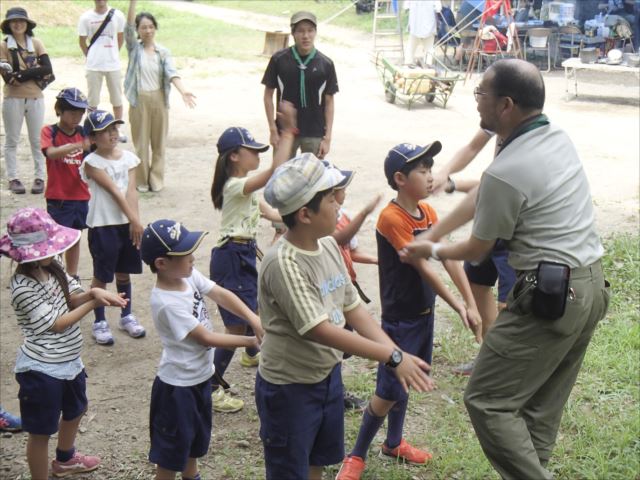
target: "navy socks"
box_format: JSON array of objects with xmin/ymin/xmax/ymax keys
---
[
  {"xmin": 56, "ymin": 446, "xmax": 75, "ymax": 463},
  {"xmin": 212, "ymin": 348, "xmax": 235, "ymax": 387},
  {"xmin": 117, "ymin": 282, "xmax": 132, "ymax": 317},
  {"xmin": 351, "ymin": 405, "xmax": 386, "ymax": 460},
  {"xmin": 385, "ymin": 398, "xmax": 408, "ymax": 449}
]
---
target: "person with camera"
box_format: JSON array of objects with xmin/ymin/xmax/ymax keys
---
[
  {"xmin": 402, "ymin": 59, "xmax": 609, "ymax": 480},
  {"xmin": 0, "ymin": 7, "xmax": 51, "ymax": 195}
]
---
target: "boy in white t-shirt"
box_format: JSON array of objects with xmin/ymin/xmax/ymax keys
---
[
  {"xmin": 140, "ymin": 218, "xmax": 260, "ymax": 480},
  {"xmin": 78, "ymin": 0, "xmax": 126, "ymax": 141}
]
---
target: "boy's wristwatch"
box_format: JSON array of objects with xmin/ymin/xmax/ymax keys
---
[{"xmin": 385, "ymin": 349, "xmax": 403, "ymax": 368}]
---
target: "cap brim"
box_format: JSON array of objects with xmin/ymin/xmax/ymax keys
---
[
  {"xmin": 1, "ymin": 18, "xmax": 36, "ymax": 30},
  {"xmin": 241, "ymin": 141, "xmax": 269, "ymax": 153},
  {"xmin": 92, "ymin": 119, "xmax": 125, "ymax": 132},
  {"xmin": 66, "ymin": 100, "xmax": 89, "ymax": 109},
  {"xmin": 166, "ymin": 231, "xmax": 208, "ymax": 257},
  {"xmin": 406, "ymin": 141, "xmax": 442, "ymax": 163},
  {"xmin": 335, "ymin": 170, "xmax": 354, "ymax": 189},
  {"xmin": 317, "ymin": 166, "xmax": 346, "ymax": 192}
]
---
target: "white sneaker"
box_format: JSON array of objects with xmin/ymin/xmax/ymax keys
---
[
  {"xmin": 118, "ymin": 314, "xmax": 146, "ymax": 338},
  {"xmin": 136, "ymin": 185, "xmax": 149, "ymax": 193},
  {"xmin": 92, "ymin": 321, "xmax": 114, "ymax": 345}
]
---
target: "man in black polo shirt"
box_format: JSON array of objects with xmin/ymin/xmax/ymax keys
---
[{"xmin": 262, "ymin": 11, "xmax": 338, "ymax": 159}]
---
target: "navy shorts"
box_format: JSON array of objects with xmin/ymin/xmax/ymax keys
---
[
  {"xmin": 46, "ymin": 199, "xmax": 89, "ymax": 230},
  {"xmin": 16, "ymin": 369, "xmax": 87, "ymax": 436},
  {"xmin": 255, "ymin": 364, "xmax": 344, "ymax": 479},
  {"xmin": 148, "ymin": 376, "xmax": 213, "ymax": 473},
  {"xmin": 210, "ymin": 240, "xmax": 257, "ymax": 328},
  {"xmin": 376, "ymin": 312, "xmax": 434, "ymax": 402},
  {"xmin": 88, "ymin": 224, "xmax": 142, "ymax": 283},
  {"xmin": 464, "ymin": 240, "xmax": 516, "ymax": 302}
]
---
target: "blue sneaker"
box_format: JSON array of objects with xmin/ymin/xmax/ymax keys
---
[{"xmin": 0, "ymin": 407, "xmax": 21, "ymax": 432}]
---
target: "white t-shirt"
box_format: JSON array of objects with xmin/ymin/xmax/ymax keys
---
[
  {"xmin": 81, "ymin": 150, "xmax": 140, "ymax": 227},
  {"xmin": 78, "ymin": 8, "xmax": 125, "ymax": 71},
  {"xmin": 150, "ymin": 269, "xmax": 216, "ymax": 387},
  {"xmin": 140, "ymin": 51, "xmax": 161, "ymax": 91}
]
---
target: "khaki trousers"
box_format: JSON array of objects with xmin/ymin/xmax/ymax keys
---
[
  {"xmin": 129, "ymin": 89, "xmax": 168, "ymax": 191},
  {"xmin": 464, "ymin": 261, "xmax": 609, "ymax": 480}
]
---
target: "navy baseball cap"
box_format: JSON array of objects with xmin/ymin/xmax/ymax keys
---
[
  {"xmin": 321, "ymin": 160, "xmax": 354, "ymax": 189},
  {"xmin": 141, "ymin": 219, "xmax": 208, "ymax": 266},
  {"xmin": 216, "ymin": 127, "xmax": 269, "ymax": 155},
  {"xmin": 384, "ymin": 141, "xmax": 442, "ymax": 186},
  {"xmin": 56, "ymin": 88, "xmax": 89, "ymax": 109},
  {"xmin": 83, "ymin": 110, "xmax": 124, "ymax": 135}
]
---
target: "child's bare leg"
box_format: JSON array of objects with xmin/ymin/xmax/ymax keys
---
[
  {"xmin": 470, "ymin": 283, "xmax": 498, "ymax": 338},
  {"xmin": 155, "ymin": 465, "xmax": 177, "ymax": 480},
  {"xmin": 370, "ymin": 395, "xmax": 395, "ymax": 417},
  {"xmin": 182, "ymin": 457, "xmax": 198, "ymax": 479},
  {"xmin": 26, "ymin": 433, "xmax": 50, "ymax": 480},
  {"xmin": 225, "ymin": 325, "xmax": 246, "ymax": 336},
  {"xmin": 57, "ymin": 412, "xmax": 83, "ymax": 451},
  {"xmin": 308, "ymin": 465, "xmax": 323, "ymax": 480},
  {"xmin": 91, "ymin": 277, "xmax": 107, "ymax": 290},
  {"xmin": 64, "ymin": 242, "xmax": 81, "ymax": 277}
]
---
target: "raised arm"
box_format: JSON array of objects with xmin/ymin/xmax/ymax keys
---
[
  {"xmin": 332, "ymin": 194, "xmax": 382, "ymax": 246},
  {"xmin": 243, "ymin": 101, "xmax": 297, "ymax": 195},
  {"xmin": 432, "ymin": 129, "xmax": 492, "ymax": 193}
]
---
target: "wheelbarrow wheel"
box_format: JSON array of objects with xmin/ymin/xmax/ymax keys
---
[
  {"xmin": 385, "ymin": 82, "xmax": 396, "ymax": 104},
  {"xmin": 425, "ymin": 84, "xmax": 436, "ymax": 103}
]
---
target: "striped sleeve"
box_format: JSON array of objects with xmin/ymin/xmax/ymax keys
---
[
  {"xmin": 272, "ymin": 244, "xmax": 327, "ymax": 336},
  {"xmin": 11, "ymin": 278, "xmax": 58, "ymax": 334}
]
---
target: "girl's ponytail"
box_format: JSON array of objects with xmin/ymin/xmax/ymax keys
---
[{"xmin": 211, "ymin": 148, "xmax": 238, "ymax": 210}]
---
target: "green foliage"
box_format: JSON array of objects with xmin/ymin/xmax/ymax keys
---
[
  {"xmin": 207, "ymin": 0, "xmax": 375, "ymax": 31},
  {"xmin": 37, "ymin": 0, "xmax": 264, "ymax": 60}
]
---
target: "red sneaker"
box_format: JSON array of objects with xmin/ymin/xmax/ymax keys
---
[
  {"xmin": 335, "ymin": 455, "xmax": 366, "ymax": 480},
  {"xmin": 51, "ymin": 451, "xmax": 100, "ymax": 477},
  {"xmin": 380, "ymin": 439, "xmax": 432, "ymax": 464}
]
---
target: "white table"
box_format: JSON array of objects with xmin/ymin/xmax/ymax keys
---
[{"xmin": 562, "ymin": 58, "xmax": 640, "ymax": 98}]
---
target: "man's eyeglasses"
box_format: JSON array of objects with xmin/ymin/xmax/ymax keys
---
[
  {"xmin": 473, "ymin": 87, "xmax": 489, "ymax": 101},
  {"xmin": 474, "ymin": 87, "xmax": 516, "ymax": 104}
]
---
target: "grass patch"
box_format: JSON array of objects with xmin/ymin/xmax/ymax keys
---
[
  {"xmin": 339, "ymin": 234, "xmax": 639, "ymax": 479},
  {"xmin": 208, "ymin": 0, "xmax": 376, "ymax": 32},
  {"xmin": 3, "ymin": 0, "xmax": 263, "ymax": 60}
]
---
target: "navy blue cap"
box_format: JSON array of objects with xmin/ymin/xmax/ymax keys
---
[
  {"xmin": 217, "ymin": 127, "xmax": 269, "ymax": 155},
  {"xmin": 321, "ymin": 160, "xmax": 354, "ymax": 189},
  {"xmin": 384, "ymin": 141, "xmax": 442, "ymax": 185},
  {"xmin": 141, "ymin": 219, "xmax": 208, "ymax": 266},
  {"xmin": 56, "ymin": 88, "xmax": 89, "ymax": 109},
  {"xmin": 83, "ymin": 110, "xmax": 124, "ymax": 136}
]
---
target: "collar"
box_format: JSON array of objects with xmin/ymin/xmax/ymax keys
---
[{"xmin": 497, "ymin": 114, "xmax": 549, "ymax": 155}]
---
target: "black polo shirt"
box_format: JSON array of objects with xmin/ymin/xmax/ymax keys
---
[{"xmin": 262, "ymin": 47, "xmax": 339, "ymax": 138}]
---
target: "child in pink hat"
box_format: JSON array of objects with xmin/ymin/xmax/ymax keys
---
[{"xmin": 0, "ymin": 207, "xmax": 127, "ymax": 479}]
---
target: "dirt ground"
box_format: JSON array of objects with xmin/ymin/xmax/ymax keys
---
[{"xmin": 0, "ymin": 3, "xmax": 638, "ymax": 479}]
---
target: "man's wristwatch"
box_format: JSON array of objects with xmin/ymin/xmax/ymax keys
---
[{"xmin": 385, "ymin": 348, "xmax": 403, "ymax": 368}]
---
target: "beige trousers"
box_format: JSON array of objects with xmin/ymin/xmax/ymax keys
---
[{"xmin": 129, "ymin": 89, "xmax": 168, "ymax": 191}]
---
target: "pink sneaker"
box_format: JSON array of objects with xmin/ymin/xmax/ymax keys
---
[{"xmin": 51, "ymin": 451, "xmax": 100, "ymax": 477}]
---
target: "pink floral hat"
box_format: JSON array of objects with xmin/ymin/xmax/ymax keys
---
[{"xmin": 0, "ymin": 208, "xmax": 80, "ymax": 264}]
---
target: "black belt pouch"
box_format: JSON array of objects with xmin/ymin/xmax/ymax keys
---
[{"xmin": 532, "ymin": 261, "xmax": 571, "ymax": 320}]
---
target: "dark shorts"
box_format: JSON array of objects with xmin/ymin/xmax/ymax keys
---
[
  {"xmin": 210, "ymin": 240, "xmax": 257, "ymax": 328},
  {"xmin": 46, "ymin": 199, "xmax": 89, "ymax": 231},
  {"xmin": 255, "ymin": 364, "xmax": 344, "ymax": 479},
  {"xmin": 88, "ymin": 224, "xmax": 142, "ymax": 283},
  {"xmin": 376, "ymin": 312, "xmax": 434, "ymax": 402},
  {"xmin": 148, "ymin": 376, "xmax": 213, "ymax": 473},
  {"xmin": 464, "ymin": 240, "xmax": 517, "ymax": 303},
  {"xmin": 16, "ymin": 369, "xmax": 87, "ymax": 436}
]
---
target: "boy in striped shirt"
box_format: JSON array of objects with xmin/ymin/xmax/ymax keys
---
[{"xmin": 255, "ymin": 154, "xmax": 435, "ymax": 480}]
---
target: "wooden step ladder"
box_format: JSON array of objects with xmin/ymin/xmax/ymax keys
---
[{"xmin": 373, "ymin": 0, "xmax": 404, "ymax": 64}]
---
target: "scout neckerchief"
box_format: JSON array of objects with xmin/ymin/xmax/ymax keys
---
[
  {"xmin": 496, "ymin": 114, "xmax": 549, "ymax": 156},
  {"xmin": 291, "ymin": 46, "xmax": 317, "ymax": 108}
]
